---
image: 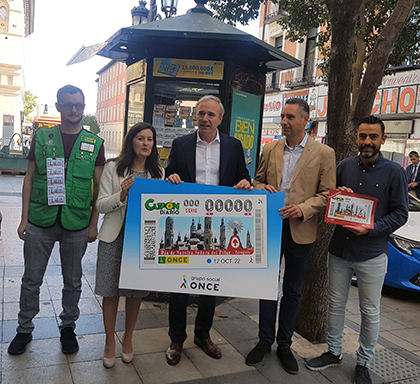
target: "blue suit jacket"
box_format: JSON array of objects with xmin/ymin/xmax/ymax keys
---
[
  {"xmin": 165, "ymin": 131, "xmax": 250, "ymax": 187},
  {"xmin": 406, "ymin": 163, "xmax": 420, "ymax": 198}
]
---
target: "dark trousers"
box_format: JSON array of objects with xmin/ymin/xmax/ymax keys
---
[
  {"xmin": 169, "ymin": 293, "xmax": 216, "ymax": 343},
  {"xmin": 258, "ymin": 220, "xmax": 312, "ymax": 347}
]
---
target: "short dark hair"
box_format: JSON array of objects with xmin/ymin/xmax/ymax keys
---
[
  {"xmin": 57, "ymin": 85, "xmax": 85, "ymax": 103},
  {"xmin": 409, "ymin": 151, "xmax": 419, "ymax": 158},
  {"xmin": 112, "ymin": 122, "xmax": 162, "ymax": 179},
  {"xmin": 284, "ymin": 98, "xmax": 309, "ymax": 115},
  {"xmin": 357, "ymin": 115, "xmax": 385, "ymax": 135}
]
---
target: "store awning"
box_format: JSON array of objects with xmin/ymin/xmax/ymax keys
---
[{"xmin": 33, "ymin": 115, "xmax": 61, "ymax": 125}]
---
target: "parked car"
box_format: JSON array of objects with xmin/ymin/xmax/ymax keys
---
[
  {"xmin": 386, "ymin": 193, "xmax": 420, "ymax": 291},
  {"xmin": 351, "ymin": 194, "xmax": 420, "ymax": 291}
]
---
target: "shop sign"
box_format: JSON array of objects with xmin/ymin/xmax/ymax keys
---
[
  {"xmin": 263, "ymin": 94, "xmax": 284, "ymax": 117},
  {"xmin": 309, "ymin": 70, "xmax": 420, "ymax": 118},
  {"xmin": 3, "ymin": 114, "xmax": 14, "ymax": 126},
  {"xmin": 153, "ymin": 58, "xmax": 224, "ymax": 80},
  {"xmin": 262, "ymin": 129, "xmax": 281, "ymax": 136},
  {"xmin": 263, "ymin": 91, "xmax": 309, "ymax": 119}
]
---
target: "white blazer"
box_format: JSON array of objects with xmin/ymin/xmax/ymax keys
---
[{"xmin": 96, "ymin": 161, "xmax": 164, "ymax": 243}]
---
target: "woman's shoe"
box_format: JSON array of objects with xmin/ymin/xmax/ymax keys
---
[
  {"xmin": 121, "ymin": 351, "xmax": 133, "ymax": 363},
  {"xmin": 103, "ymin": 356, "xmax": 116, "ymax": 368}
]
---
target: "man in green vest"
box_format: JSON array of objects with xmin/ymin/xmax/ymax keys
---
[{"xmin": 8, "ymin": 85, "xmax": 105, "ymax": 355}]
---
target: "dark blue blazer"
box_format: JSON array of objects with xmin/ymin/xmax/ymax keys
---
[
  {"xmin": 406, "ymin": 163, "xmax": 420, "ymax": 198},
  {"xmin": 165, "ymin": 131, "xmax": 250, "ymax": 187}
]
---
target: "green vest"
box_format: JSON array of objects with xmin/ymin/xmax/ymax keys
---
[{"xmin": 29, "ymin": 126, "xmax": 104, "ymax": 230}]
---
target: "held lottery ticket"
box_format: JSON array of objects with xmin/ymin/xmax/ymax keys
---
[
  {"xmin": 325, "ymin": 189, "xmax": 377, "ymax": 229},
  {"xmin": 119, "ymin": 179, "xmax": 284, "ymax": 300},
  {"xmin": 140, "ymin": 193, "xmax": 267, "ymax": 269}
]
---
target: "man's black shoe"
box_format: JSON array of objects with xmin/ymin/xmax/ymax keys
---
[
  {"xmin": 8, "ymin": 332, "xmax": 32, "ymax": 355},
  {"xmin": 355, "ymin": 364, "xmax": 372, "ymax": 384},
  {"xmin": 246, "ymin": 342, "xmax": 271, "ymax": 365},
  {"xmin": 60, "ymin": 327, "xmax": 79, "ymax": 354},
  {"xmin": 306, "ymin": 351, "xmax": 343, "ymax": 371},
  {"xmin": 277, "ymin": 346, "xmax": 298, "ymax": 374}
]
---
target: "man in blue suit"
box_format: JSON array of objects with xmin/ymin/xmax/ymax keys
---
[
  {"xmin": 406, "ymin": 151, "xmax": 420, "ymax": 198},
  {"xmin": 165, "ymin": 95, "xmax": 251, "ymax": 365}
]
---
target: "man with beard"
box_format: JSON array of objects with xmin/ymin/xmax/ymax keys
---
[
  {"xmin": 8, "ymin": 85, "xmax": 105, "ymax": 356},
  {"xmin": 306, "ymin": 115, "xmax": 408, "ymax": 384}
]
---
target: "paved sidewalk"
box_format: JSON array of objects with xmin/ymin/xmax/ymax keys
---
[{"xmin": 1, "ymin": 175, "xmax": 420, "ymax": 383}]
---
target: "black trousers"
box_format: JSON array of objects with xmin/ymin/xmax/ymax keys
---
[
  {"xmin": 258, "ymin": 220, "xmax": 312, "ymax": 347},
  {"xmin": 168, "ymin": 293, "xmax": 216, "ymax": 343}
]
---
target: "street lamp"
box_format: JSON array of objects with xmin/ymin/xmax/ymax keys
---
[
  {"xmin": 161, "ymin": 0, "xmax": 178, "ymax": 18},
  {"xmin": 131, "ymin": 1, "xmax": 149, "ymax": 25}
]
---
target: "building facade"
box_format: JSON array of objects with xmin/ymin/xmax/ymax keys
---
[
  {"xmin": 96, "ymin": 60, "xmax": 127, "ymax": 154},
  {"xmin": 0, "ymin": 0, "xmax": 34, "ymax": 144},
  {"xmin": 259, "ymin": 1, "xmax": 420, "ymax": 165}
]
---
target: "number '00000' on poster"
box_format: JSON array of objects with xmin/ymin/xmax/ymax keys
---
[{"xmin": 119, "ymin": 179, "xmax": 284, "ymax": 300}]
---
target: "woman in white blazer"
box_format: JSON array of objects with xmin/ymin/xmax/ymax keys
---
[{"xmin": 95, "ymin": 123, "xmax": 164, "ymax": 368}]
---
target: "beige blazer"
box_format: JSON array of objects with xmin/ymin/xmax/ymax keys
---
[
  {"xmin": 96, "ymin": 161, "xmax": 164, "ymax": 243},
  {"xmin": 254, "ymin": 137, "xmax": 336, "ymax": 244}
]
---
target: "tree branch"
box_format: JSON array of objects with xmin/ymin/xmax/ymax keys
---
[{"xmin": 353, "ymin": 0, "xmax": 416, "ymax": 121}]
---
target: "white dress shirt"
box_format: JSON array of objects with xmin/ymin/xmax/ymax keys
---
[
  {"xmin": 280, "ymin": 134, "xmax": 309, "ymax": 205},
  {"xmin": 195, "ymin": 130, "xmax": 220, "ymax": 186}
]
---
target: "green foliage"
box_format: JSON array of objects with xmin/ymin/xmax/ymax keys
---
[
  {"xmin": 207, "ymin": 0, "xmax": 262, "ymax": 25},
  {"xmin": 275, "ymin": 0, "xmax": 420, "ymax": 76},
  {"xmin": 209, "ymin": 0, "xmax": 420, "ymax": 76},
  {"xmin": 81, "ymin": 114, "xmax": 100, "ymax": 134},
  {"xmin": 23, "ymin": 90, "xmax": 38, "ymax": 120},
  {"xmin": 387, "ymin": 2, "xmax": 420, "ymax": 69}
]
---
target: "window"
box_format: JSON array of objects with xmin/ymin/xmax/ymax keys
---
[
  {"xmin": 271, "ymin": 35, "xmax": 283, "ymax": 89},
  {"xmin": 0, "ymin": 3, "xmax": 9, "ymax": 33}
]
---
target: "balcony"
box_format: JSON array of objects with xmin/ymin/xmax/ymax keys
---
[
  {"xmin": 264, "ymin": 9, "xmax": 287, "ymax": 24},
  {"xmin": 285, "ymin": 76, "xmax": 316, "ymax": 89},
  {"xmin": 284, "ymin": 59, "xmax": 316, "ymax": 89}
]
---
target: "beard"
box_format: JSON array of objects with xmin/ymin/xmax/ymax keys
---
[{"xmin": 359, "ymin": 145, "xmax": 379, "ymax": 159}]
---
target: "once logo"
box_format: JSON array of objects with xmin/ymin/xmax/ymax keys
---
[{"xmin": 190, "ymin": 281, "xmax": 220, "ymax": 292}]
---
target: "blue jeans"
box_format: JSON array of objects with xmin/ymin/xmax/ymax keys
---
[
  {"xmin": 327, "ymin": 253, "xmax": 387, "ymax": 366},
  {"xmin": 17, "ymin": 222, "xmax": 88, "ymax": 333}
]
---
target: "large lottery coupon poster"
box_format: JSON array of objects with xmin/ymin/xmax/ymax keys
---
[{"xmin": 119, "ymin": 179, "xmax": 284, "ymax": 300}]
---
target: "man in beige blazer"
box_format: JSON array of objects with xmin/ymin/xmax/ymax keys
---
[{"xmin": 246, "ymin": 98, "xmax": 336, "ymax": 374}]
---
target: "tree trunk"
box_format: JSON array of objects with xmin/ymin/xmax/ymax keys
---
[
  {"xmin": 350, "ymin": 1, "xmax": 367, "ymax": 118},
  {"xmin": 352, "ymin": 0, "xmax": 416, "ymax": 121},
  {"xmin": 296, "ymin": 218, "xmax": 333, "ymax": 342},
  {"xmin": 295, "ymin": 0, "xmax": 362, "ymax": 343}
]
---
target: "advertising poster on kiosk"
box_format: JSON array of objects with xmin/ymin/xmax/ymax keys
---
[
  {"xmin": 229, "ymin": 89, "xmax": 262, "ymax": 179},
  {"xmin": 119, "ymin": 179, "xmax": 284, "ymax": 300}
]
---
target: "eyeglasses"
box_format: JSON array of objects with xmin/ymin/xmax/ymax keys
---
[{"xmin": 58, "ymin": 102, "xmax": 85, "ymax": 111}]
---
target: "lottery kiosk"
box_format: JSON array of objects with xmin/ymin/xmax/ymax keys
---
[{"xmin": 97, "ymin": 0, "xmax": 299, "ymax": 176}]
